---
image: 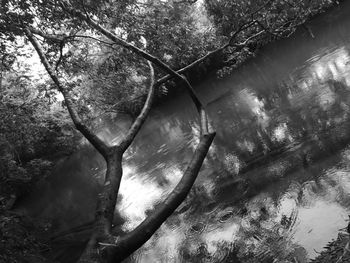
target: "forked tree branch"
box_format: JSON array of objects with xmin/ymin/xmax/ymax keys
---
[
  {"xmin": 24, "ymin": 27, "xmax": 111, "ymax": 159},
  {"xmin": 26, "ymin": 26, "xmax": 158, "ymax": 156},
  {"xmin": 108, "ymin": 132, "xmax": 216, "ymax": 261},
  {"xmin": 66, "ymin": 6, "xmax": 215, "ymax": 136}
]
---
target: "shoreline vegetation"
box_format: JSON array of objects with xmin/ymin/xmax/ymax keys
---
[{"xmin": 156, "ymin": 0, "xmax": 346, "ymax": 105}]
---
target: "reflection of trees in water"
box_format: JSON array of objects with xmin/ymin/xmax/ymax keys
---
[
  {"xmin": 180, "ymin": 148, "xmax": 350, "ymax": 263},
  {"xmin": 135, "ymin": 191, "xmax": 308, "ymax": 263},
  {"xmin": 206, "ymin": 47, "xmax": 350, "ymax": 185}
]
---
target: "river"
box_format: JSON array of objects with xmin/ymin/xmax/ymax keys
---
[{"xmin": 16, "ymin": 2, "xmax": 350, "ymax": 262}]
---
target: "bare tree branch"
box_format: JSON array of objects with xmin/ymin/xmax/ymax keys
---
[
  {"xmin": 24, "ymin": 27, "xmax": 111, "ymax": 159},
  {"xmin": 29, "ymin": 27, "xmax": 115, "ymax": 46},
  {"xmin": 233, "ymin": 30, "xmax": 266, "ymax": 47},
  {"xmin": 118, "ymin": 61, "xmax": 156, "ymax": 151},
  {"xmin": 248, "ymin": 0, "xmax": 275, "ymax": 18},
  {"xmin": 55, "ymin": 40, "xmax": 65, "ymax": 71},
  {"xmin": 255, "ymin": 20, "xmax": 280, "ymax": 38},
  {"xmin": 228, "ymin": 20, "xmax": 258, "ymax": 45}
]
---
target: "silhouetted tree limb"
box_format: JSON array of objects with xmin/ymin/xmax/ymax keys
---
[{"xmin": 24, "ymin": 27, "xmax": 110, "ymax": 159}]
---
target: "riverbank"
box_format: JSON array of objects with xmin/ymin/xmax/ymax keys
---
[{"xmin": 158, "ymin": 0, "xmax": 344, "ymax": 105}]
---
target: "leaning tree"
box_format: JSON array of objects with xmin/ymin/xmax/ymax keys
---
[{"xmin": 1, "ymin": 0, "xmax": 338, "ymax": 262}]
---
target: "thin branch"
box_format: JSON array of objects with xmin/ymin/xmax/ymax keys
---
[
  {"xmin": 80, "ymin": 0, "xmax": 91, "ymax": 20},
  {"xmin": 24, "ymin": 27, "xmax": 110, "ymax": 159},
  {"xmin": 335, "ymin": 240, "xmax": 350, "ymax": 263},
  {"xmin": 29, "ymin": 27, "xmax": 115, "ymax": 46},
  {"xmin": 248, "ymin": 0, "xmax": 275, "ymax": 18},
  {"xmin": 228, "ymin": 20, "xmax": 258, "ymax": 45},
  {"xmin": 174, "ymin": 0, "xmax": 198, "ymax": 4},
  {"xmin": 233, "ymin": 30, "xmax": 265, "ymax": 47},
  {"xmin": 27, "ymin": 26, "xmax": 65, "ymax": 42},
  {"xmin": 156, "ymin": 19, "xmax": 258, "ymax": 86},
  {"xmin": 255, "ymin": 20, "xmax": 280, "ymax": 38},
  {"xmin": 155, "ymin": 46, "xmax": 225, "ymax": 85},
  {"xmin": 118, "ymin": 61, "xmax": 156, "ymax": 151},
  {"xmin": 55, "ymin": 40, "xmax": 65, "ymax": 71},
  {"xmin": 71, "ymin": 34, "xmax": 114, "ymax": 46},
  {"xmin": 282, "ymin": 0, "xmax": 296, "ymax": 8}
]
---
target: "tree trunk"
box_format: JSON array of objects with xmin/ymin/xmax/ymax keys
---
[{"xmin": 78, "ymin": 152, "xmax": 124, "ymax": 263}]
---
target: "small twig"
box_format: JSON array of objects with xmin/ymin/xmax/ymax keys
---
[
  {"xmin": 228, "ymin": 20, "xmax": 257, "ymax": 45},
  {"xmin": 98, "ymin": 242, "xmax": 117, "ymax": 247},
  {"xmin": 55, "ymin": 40, "xmax": 65, "ymax": 71},
  {"xmin": 80, "ymin": 0, "xmax": 90, "ymax": 20},
  {"xmin": 67, "ymin": 34, "xmax": 114, "ymax": 46},
  {"xmin": 233, "ymin": 30, "xmax": 265, "ymax": 47},
  {"xmin": 255, "ymin": 20, "xmax": 280, "ymax": 38},
  {"xmin": 248, "ymin": 0, "xmax": 275, "ymax": 18}
]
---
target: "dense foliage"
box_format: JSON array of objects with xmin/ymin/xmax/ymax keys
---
[
  {"xmin": 0, "ymin": 212, "xmax": 50, "ymax": 263},
  {"xmin": 0, "ymin": 51, "xmax": 77, "ymax": 208},
  {"xmin": 0, "ymin": 36, "xmax": 76, "ymax": 262}
]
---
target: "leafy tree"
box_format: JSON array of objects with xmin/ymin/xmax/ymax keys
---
[{"xmin": 0, "ymin": 0, "xmax": 340, "ymax": 262}]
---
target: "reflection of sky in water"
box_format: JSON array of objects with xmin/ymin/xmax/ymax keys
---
[
  {"xmin": 294, "ymin": 201, "xmax": 346, "ymax": 258},
  {"xmin": 276, "ymin": 154, "xmax": 350, "ymax": 258},
  {"xmin": 117, "ymin": 165, "xmax": 182, "ymax": 231}
]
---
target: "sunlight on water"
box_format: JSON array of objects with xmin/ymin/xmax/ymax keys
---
[
  {"xmin": 294, "ymin": 201, "xmax": 347, "ymax": 258},
  {"xmin": 117, "ymin": 164, "xmax": 184, "ymax": 231},
  {"xmin": 138, "ymin": 224, "xmax": 184, "ymax": 262},
  {"xmin": 117, "ymin": 165, "xmax": 165, "ymax": 230}
]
